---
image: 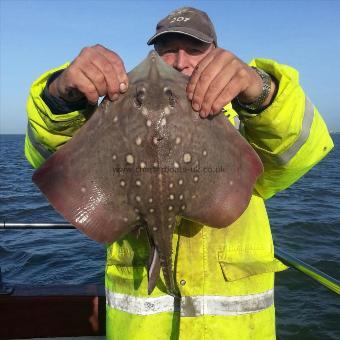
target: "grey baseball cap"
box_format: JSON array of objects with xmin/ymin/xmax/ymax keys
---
[{"xmin": 147, "ymin": 7, "xmax": 217, "ymax": 46}]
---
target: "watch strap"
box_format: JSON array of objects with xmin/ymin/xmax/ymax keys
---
[{"xmin": 236, "ymin": 67, "xmax": 272, "ymax": 112}]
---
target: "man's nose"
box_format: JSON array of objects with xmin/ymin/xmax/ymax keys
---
[{"xmin": 174, "ymin": 49, "xmax": 188, "ymax": 71}]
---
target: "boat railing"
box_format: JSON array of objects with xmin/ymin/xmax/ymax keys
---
[{"xmin": 1, "ymin": 222, "xmax": 339, "ymax": 295}]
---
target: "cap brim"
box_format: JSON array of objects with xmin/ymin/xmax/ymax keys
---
[{"xmin": 147, "ymin": 27, "xmax": 214, "ymax": 45}]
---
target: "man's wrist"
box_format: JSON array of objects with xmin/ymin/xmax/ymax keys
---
[
  {"xmin": 237, "ymin": 67, "xmax": 272, "ymax": 111},
  {"xmin": 233, "ymin": 68, "xmax": 277, "ymax": 117}
]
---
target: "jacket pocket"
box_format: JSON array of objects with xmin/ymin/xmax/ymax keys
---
[{"xmin": 218, "ymin": 252, "xmax": 288, "ymax": 282}]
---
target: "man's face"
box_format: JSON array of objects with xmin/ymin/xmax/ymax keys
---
[{"xmin": 155, "ymin": 34, "xmax": 214, "ymax": 77}]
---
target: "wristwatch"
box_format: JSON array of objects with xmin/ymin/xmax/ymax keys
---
[{"xmin": 236, "ymin": 67, "xmax": 272, "ymax": 113}]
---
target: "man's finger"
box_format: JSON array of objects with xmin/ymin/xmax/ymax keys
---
[
  {"xmin": 186, "ymin": 51, "xmax": 216, "ymax": 103},
  {"xmin": 199, "ymin": 64, "xmax": 238, "ymax": 116},
  {"xmin": 208, "ymin": 76, "xmax": 246, "ymax": 117},
  {"xmin": 74, "ymin": 69, "xmax": 100, "ymax": 104},
  {"xmin": 89, "ymin": 53, "xmax": 120, "ymax": 100},
  {"xmin": 94, "ymin": 44, "xmax": 129, "ymax": 92},
  {"xmin": 80, "ymin": 61, "xmax": 109, "ymax": 98}
]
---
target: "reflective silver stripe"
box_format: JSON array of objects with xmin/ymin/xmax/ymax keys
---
[
  {"xmin": 106, "ymin": 290, "xmax": 177, "ymax": 316},
  {"xmin": 27, "ymin": 123, "xmax": 52, "ymax": 160},
  {"xmin": 181, "ymin": 289, "xmax": 274, "ymax": 316},
  {"xmin": 276, "ymin": 96, "xmax": 314, "ymax": 165},
  {"xmin": 105, "ymin": 288, "xmax": 274, "ymax": 316}
]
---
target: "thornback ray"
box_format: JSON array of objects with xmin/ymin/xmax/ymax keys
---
[{"xmin": 32, "ymin": 51, "xmax": 263, "ymax": 297}]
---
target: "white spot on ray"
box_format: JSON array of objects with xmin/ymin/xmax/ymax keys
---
[
  {"xmin": 153, "ymin": 227, "xmax": 158, "ymax": 231},
  {"xmin": 123, "ymin": 217, "xmax": 128, "ymax": 222},
  {"xmin": 136, "ymin": 180, "xmax": 141, "ymax": 186},
  {"xmin": 112, "ymin": 154, "xmax": 117, "ymax": 160},
  {"xmin": 142, "ymin": 107, "xmax": 148, "ymax": 116},
  {"xmin": 176, "ymin": 137, "xmax": 181, "ymax": 144},
  {"xmin": 140, "ymin": 162, "xmax": 146, "ymax": 168},
  {"xmin": 146, "ymin": 119, "xmax": 152, "ymax": 127},
  {"xmin": 81, "ymin": 187, "xmax": 86, "ymax": 193},
  {"xmin": 169, "ymin": 183, "xmax": 174, "ymax": 188},
  {"xmin": 229, "ymin": 180, "xmax": 234, "ymax": 186},
  {"xmin": 179, "ymin": 194, "xmax": 183, "ymax": 200},
  {"xmin": 148, "ymin": 198, "xmax": 153, "ymax": 203},
  {"xmin": 149, "ymin": 208, "xmax": 154, "ymax": 213},
  {"xmin": 136, "ymin": 196, "xmax": 141, "ymax": 202},
  {"xmin": 153, "ymin": 162, "xmax": 158, "ymax": 168},
  {"xmin": 193, "ymin": 175, "xmax": 199, "ymax": 182},
  {"xmin": 181, "ymin": 205, "xmax": 186, "ymax": 211},
  {"xmin": 160, "ymin": 118, "xmax": 166, "ymax": 126},
  {"xmin": 183, "ymin": 153, "xmax": 191, "ymax": 163},
  {"xmin": 169, "ymin": 194, "xmax": 174, "ymax": 200},
  {"xmin": 174, "ymin": 161, "xmax": 179, "ymax": 168},
  {"xmin": 168, "ymin": 205, "xmax": 173, "ymax": 211},
  {"xmin": 178, "ymin": 179, "xmax": 183, "ymax": 185},
  {"xmin": 203, "ymin": 150, "xmax": 207, "ymax": 156},
  {"xmin": 168, "ymin": 224, "xmax": 172, "ymax": 229},
  {"xmin": 120, "ymin": 180, "xmax": 125, "ymax": 187},
  {"xmin": 153, "ymin": 137, "xmax": 158, "ymax": 145},
  {"xmin": 126, "ymin": 154, "xmax": 134, "ymax": 164},
  {"xmin": 135, "ymin": 137, "xmax": 142, "ymax": 146},
  {"xmin": 113, "ymin": 116, "xmax": 118, "ymax": 123}
]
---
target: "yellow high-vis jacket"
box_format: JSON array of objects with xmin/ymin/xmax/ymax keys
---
[{"xmin": 25, "ymin": 58, "xmax": 333, "ymax": 340}]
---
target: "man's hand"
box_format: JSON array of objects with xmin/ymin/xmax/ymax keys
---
[
  {"xmin": 186, "ymin": 48, "xmax": 276, "ymax": 117},
  {"xmin": 49, "ymin": 44, "xmax": 129, "ymax": 104}
]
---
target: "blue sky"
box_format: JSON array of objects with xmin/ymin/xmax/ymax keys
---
[{"xmin": 1, "ymin": 0, "xmax": 339, "ymax": 133}]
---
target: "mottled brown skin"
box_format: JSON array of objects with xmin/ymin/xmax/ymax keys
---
[{"xmin": 33, "ymin": 52, "xmax": 263, "ymax": 297}]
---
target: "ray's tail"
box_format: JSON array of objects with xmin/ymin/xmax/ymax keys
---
[
  {"xmin": 147, "ymin": 244, "xmax": 161, "ymax": 294},
  {"xmin": 146, "ymin": 228, "xmax": 179, "ymax": 297}
]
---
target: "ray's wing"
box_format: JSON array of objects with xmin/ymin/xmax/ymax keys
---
[
  {"xmin": 32, "ymin": 99, "xmax": 140, "ymax": 243},
  {"xmin": 164, "ymin": 101, "xmax": 263, "ymax": 228}
]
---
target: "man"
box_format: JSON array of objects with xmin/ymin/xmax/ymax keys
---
[{"xmin": 25, "ymin": 7, "xmax": 333, "ymax": 340}]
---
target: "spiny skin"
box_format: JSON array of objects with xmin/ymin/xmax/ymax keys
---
[{"xmin": 32, "ymin": 51, "xmax": 263, "ymax": 297}]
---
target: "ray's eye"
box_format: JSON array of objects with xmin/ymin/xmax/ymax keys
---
[
  {"xmin": 134, "ymin": 87, "xmax": 146, "ymax": 108},
  {"xmin": 163, "ymin": 87, "xmax": 176, "ymax": 108}
]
